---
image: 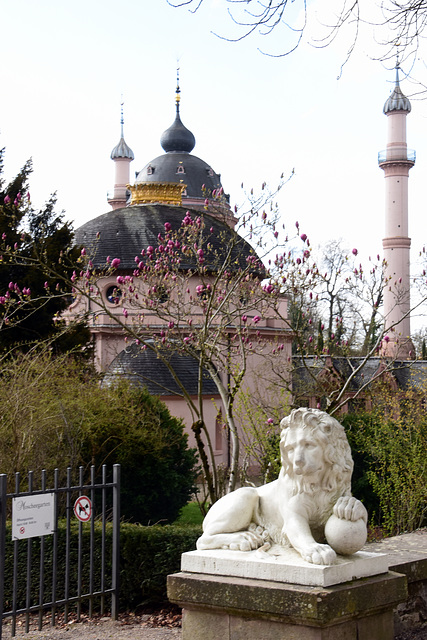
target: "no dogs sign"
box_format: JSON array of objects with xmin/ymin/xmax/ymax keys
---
[{"xmin": 74, "ymin": 496, "xmax": 92, "ymax": 522}]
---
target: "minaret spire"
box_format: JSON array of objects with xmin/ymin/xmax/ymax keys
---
[
  {"xmin": 378, "ymin": 63, "xmax": 415, "ymax": 358},
  {"xmin": 120, "ymin": 96, "xmax": 124, "ymax": 138},
  {"xmin": 108, "ymin": 99, "xmax": 134, "ymax": 211}
]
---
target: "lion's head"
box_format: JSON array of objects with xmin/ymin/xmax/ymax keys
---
[{"xmin": 279, "ymin": 408, "xmax": 353, "ymax": 497}]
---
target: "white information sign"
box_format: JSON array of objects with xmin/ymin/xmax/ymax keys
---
[{"xmin": 12, "ymin": 493, "xmax": 55, "ymax": 540}]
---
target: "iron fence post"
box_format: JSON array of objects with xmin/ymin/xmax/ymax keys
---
[
  {"xmin": 0, "ymin": 474, "xmax": 7, "ymax": 640},
  {"xmin": 111, "ymin": 464, "xmax": 120, "ymax": 621}
]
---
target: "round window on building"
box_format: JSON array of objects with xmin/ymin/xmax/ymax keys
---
[{"xmin": 106, "ymin": 285, "xmax": 122, "ymax": 305}]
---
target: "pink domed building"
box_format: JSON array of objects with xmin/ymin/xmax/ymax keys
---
[{"xmin": 66, "ymin": 84, "xmax": 291, "ymax": 470}]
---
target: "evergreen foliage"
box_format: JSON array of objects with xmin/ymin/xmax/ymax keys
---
[
  {"xmin": 2, "ymin": 520, "xmax": 201, "ymax": 610},
  {"xmin": 0, "ymin": 148, "xmax": 89, "ymax": 351},
  {"xmin": 82, "ymin": 383, "xmax": 199, "ymax": 525}
]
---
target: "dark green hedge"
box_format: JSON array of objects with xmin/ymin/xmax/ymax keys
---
[{"xmin": 2, "ymin": 520, "xmax": 201, "ymax": 612}]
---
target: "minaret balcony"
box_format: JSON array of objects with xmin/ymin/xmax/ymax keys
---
[{"xmin": 378, "ymin": 149, "xmax": 416, "ymax": 165}]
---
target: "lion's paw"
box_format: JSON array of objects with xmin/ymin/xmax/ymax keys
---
[
  {"xmin": 300, "ymin": 543, "xmax": 336, "ymax": 565},
  {"xmin": 334, "ymin": 496, "xmax": 368, "ymax": 523},
  {"xmin": 221, "ymin": 530, "xmax": 264, "ymax": 552}
]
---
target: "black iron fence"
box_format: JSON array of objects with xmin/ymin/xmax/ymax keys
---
[{"xmin": 0, "ymin": 465, "xmax": 120, "ymax": 638}]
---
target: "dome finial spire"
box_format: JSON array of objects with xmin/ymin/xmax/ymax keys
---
[
  {"xmin": 176, "ymin": 64, "xmax": 181, "ymax": 114},
  {"xmin": 159, "ymin": 67, "xmax": 195, "ymax": 153}
]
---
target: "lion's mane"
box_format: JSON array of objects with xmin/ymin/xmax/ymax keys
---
[{"xmin": 279, "ymin": 408, "xmax": 353, "ymax": 499}]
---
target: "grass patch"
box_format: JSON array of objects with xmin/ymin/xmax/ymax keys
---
[{"xmin": 174, "ymin": 502, "xmax": 204, "ymax": 526}]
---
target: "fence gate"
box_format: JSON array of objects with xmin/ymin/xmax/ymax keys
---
[{"xmin": 0, "ymin": 464, "xmax": 120, "ymax": 638}]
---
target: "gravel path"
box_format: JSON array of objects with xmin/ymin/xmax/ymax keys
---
[
  {"xmin": 2, "ymin": 614, "xmax": 425, "ymax": 639},
  {"xmin": 1, "ymin": 614, "xmax": 181, "ymax": 640},
  {"xmin": 2, "ymin": 621, "xmax": 181, "ymax": 640}
]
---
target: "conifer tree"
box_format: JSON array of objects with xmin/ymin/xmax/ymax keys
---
[{"xmin": 0, "ymin": 147, "xmax": 89, "ymax": 351}]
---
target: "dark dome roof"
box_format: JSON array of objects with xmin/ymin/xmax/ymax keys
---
[
  {"xmin": 135, "ymin": 152, "xmax": 225, "ymax": 201},
  {"xmin": 74, "ymin": 204, "xmax": 261, "ymax": 272},
  {"xmin": 160, "ymin": 111, "xmax": 195, "ymax": 153},
  {"xmin": 103, "ymin": 342, "xmax": 218, "ymax": 397}
]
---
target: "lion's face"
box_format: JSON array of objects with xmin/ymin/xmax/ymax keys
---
[
  {"xmin": 279, "ymin": 408, "xmax": 354, "ymax": 495},
  {"xmin": 281, "ymin": 426, "xmax": 326, "ymax": 478}
]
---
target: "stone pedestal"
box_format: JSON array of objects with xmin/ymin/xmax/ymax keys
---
[{"xmin": 168, "ymin": 569, "xmax": 408, "ymax": 640}]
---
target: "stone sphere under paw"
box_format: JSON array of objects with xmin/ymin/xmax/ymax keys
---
[{"xmin": 324, "ymin": 514, "xmax": 367, "ymax": 556}]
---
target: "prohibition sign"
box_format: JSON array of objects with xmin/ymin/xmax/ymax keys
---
[{"xmin": 74, "ymin": 496, "xmax": 92, "ymax": 522}]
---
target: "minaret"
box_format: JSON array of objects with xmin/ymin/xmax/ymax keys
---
[
  {"xmin": 378, "ymin": 64, "xmax": 415, "ymax": 359},
  {"xmin": 107, "ymin": 102, "xmax": 134, "ymax": 210}
]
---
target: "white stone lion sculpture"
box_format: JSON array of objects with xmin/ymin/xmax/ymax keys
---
[{"xmin": 197, "ymin": 408, "xmax": 368, "ymax": 565}]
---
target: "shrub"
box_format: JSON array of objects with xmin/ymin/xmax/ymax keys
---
[
  {"xmin": 2, "ymin": 521, "xmax": 201, "ymax": 611},
  {"xmin": 0, "ymin": 353, "xmax": 198, "ymax": 525},
  {"xmin": 343, "ymin": 384, "xmax": 427, "ymax": 535},
  {"xmin": 80, "ymin": 383, "xmax": 199, "ymax": 524}
]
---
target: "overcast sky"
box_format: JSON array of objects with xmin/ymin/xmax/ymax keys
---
[{"xmin": 0, "ymin": 0, "xmax": 426, "ymax": 275}]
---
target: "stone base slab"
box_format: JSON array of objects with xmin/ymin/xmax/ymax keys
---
[
  {"xmin": 168, "ymin": 570, "xmax": 408, "ymax": 640},
  {"xmin": 181, "ymin": 547, "xmax": 389, "ymax": 587}
]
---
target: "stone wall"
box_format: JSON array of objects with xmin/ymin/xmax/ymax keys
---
[{"xmin": 365, "ymin": 530, "xmax": 427, "ymax": 635}]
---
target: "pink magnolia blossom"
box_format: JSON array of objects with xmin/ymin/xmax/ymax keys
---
[
  {"xmin": 352, "ymin": 248, "xmax": 358, "ymax": 256},
  {"xmin": 111, "ymin": 257, "xmax": 121, "ymax": 269}
]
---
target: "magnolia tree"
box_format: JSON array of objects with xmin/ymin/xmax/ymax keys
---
[
  {"xmin": 1, "ymin": 175, "xmax": 304, "ymax": 502},
  {"xmin": 70, "ymin": 191, "xmax": 305, "ymax": 503},
  {"xmin": 2, "ymin": 172, "xmax": 426, "ymax": 501}
]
